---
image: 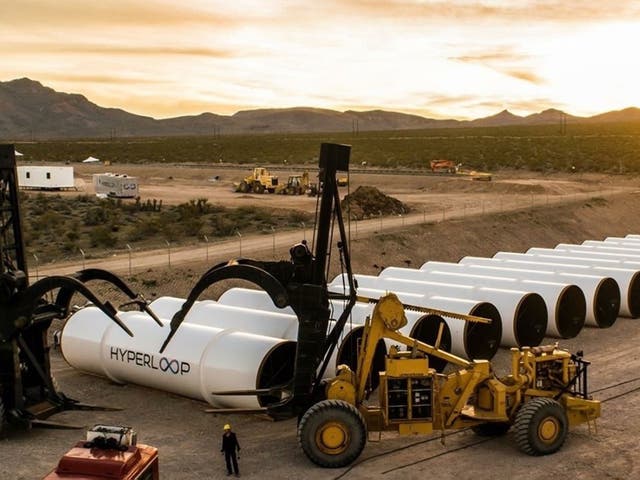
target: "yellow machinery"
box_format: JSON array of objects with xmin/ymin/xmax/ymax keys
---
[
  {"xmin": 234, "ymin": 167, "xmax": 279, "ymax": 194},
  {"xmin": 298, "ymin": 293, "xmax": 600, "ymax": 467},
  {"xmin": 277, "ymin": 171, "xmax": 318, "ymax": 196}
]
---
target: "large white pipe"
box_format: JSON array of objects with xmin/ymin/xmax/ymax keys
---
[
  {"xmin": 382, "ymin": 265, "xmax": 585, "ymax": 338},
  {"xmin": 431, "ymin": 258, "xmax": 636, "ymax": 319},
  {"xmin": 217, "ymin": 288, "xmax": 453, "ymax": 372},
  {"xmin": 606, "ymin": 236, "xmax": 640, "ymax": 244},
  {"xmin": 61, "ymin": 307, "xmax": 295, "ymax": 409},
  {"xmin": 466, "ymin": 254, "xmax": 623, "ymax": 326},
  {"xmin": 626, "ymin": 234, "xmax": 640, "ymax": 241},
  {"xmin": 552, "ymin": 244, "xmax": 640, "ymax": 260},
  {"xmin": 343, "ymin": 273, "xmax": 546, "ymax": 348},
  {"xmin": 331, "ymin": 284, "xmax": 502, "ymax": 360},
  {"xmin": 147, "ymin": 296, "xmax": 299, "ymax": 339},
  {"xmin": 151, "ymin": 291, "xmax": 368, "ymax": 378},
  {"xmin": 526, "ymin": 245, "xmax": 640, "ymax": 262},
  {"xmin": 582, "ymin": 240, "xmax": 640, "ymax": 252}
]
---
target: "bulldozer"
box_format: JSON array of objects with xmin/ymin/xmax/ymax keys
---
[
  {"xmin": 234, "ymin": 167, "xmax": 279, "ymax": 194},
  {"xmin": 160, "ymin": 143, "xmax": 600, "ymax": 468}
]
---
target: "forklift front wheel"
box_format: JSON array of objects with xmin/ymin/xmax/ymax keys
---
[
  {"xmin": 514, "ymin": 397, "xmax": 568, "ymax": 455},
  {"xmin": 298, "ymin": 399, "xmax": 366, "ymax": 468}
]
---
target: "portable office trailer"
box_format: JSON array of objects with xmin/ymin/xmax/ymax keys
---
[
  {"xmin": 93, "ymin": 173, "xmax": 139, "ymax": 198},
  {"xmin": 17, "ymin": 166, "xmax": 75, "ymax": 190}
]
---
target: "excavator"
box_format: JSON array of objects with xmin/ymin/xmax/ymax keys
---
[
  {"xmin": 0, "ymin": 144, "xmax": 158, "ymax": 432},
  {"xmin": 160, "ymin": 143, "xmax": 601, "ymax": 467}
]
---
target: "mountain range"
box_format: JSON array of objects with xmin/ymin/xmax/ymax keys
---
[{"xmin": 1, "ymin": 78, "xmax": 640, "ymax": 139}]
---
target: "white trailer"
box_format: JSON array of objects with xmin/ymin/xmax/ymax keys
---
[
  {"xmin": 93, "ymin": 173, "xmax": 139, "ymax": 198},
  {"xmin": 17, "ymin": 166, "xmax": 75, "ymax": 190}
]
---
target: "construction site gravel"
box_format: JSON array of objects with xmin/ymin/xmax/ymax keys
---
[{"xmin": 3, "ymin": 164, "xmax": 640, "ymax": 480}]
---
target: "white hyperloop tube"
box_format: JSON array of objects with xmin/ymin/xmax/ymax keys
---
[
  {"xmin": 552, "ymin": 244, "xmax": 640, "ymax": 260},
  {"xmin": 382, "ymin": 265, "xmax": 585, "ymax": 338},
  {"xmin": 60, "ymin": 307, "xmax": 295, "ymax": 409},
  {"xmin": 466, "ymin": 254, "xmax": 622, "ymax": 327},
  {"xmin": 214, "ymin": 287, "xmax": 388, "ymax": 379},
  {"xmin": 217, "ymin": 287, "xmax": 453, "ymax": 372},
  {"xmin": 605, "ymin": 236, "xmax": 640, "ymax": 244},
  {"xmin": 147, "ymin": 296, "xmax": 299, "ymax": 340},
  {"xmin": 217, "ymin": 286, "xmax": 453, "ymax": 354},
  {"xmin": 331, "ymin": 284, "xmax": 502, "ymax": 360},
  {"xmin": 593, "ymin": 239, "xmax": 640, "ymax": 249},
  {"xmin": 345, "ymin": 273, "xmax": 545, "ymax": 348},
  {"xmin": 217, "ymin": 288, "xmax": 295, "ymax": 315}
]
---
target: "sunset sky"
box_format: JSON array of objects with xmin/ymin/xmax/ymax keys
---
[{"xmin": 1, "ymin": 1, "xmax": 639, "ymax": 120}]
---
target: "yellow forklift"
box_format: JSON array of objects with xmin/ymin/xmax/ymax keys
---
[{"xmin": 299, "ymin": 293, "xmax": 600, "ymax": 467}]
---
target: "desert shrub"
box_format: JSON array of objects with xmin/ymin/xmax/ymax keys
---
[{"xmin": 89, "ymin": 226, "xmax": 116, "ymax": 247}]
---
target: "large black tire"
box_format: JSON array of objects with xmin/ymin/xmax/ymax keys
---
[
  {"xmin": 253, "ymin": 182, "xmax": 265, "ymax": 194},
  {"xmin": 297, "ymin": 399, "xmax": 367, "ymax": 468},
  {"xmin": 514, "ymin": 397, "xmax": 568, "ymax": 455},
  {"xmin": 471, "ymin": 422, "xmax": 511, "ymax": 437},
  {"xmin": 238, "ymin": 181, "xmax": 250, "ymax": 193}
]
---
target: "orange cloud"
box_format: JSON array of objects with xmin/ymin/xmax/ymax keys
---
[{"xmin": 7, "ymin": 42, "xmax": 237, "ymax": 58}]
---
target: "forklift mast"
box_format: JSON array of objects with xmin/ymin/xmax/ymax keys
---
[
  {"xmin": 0, "ymin": 145, "xmax": 28, "ymax": 292},
  {"xmin": 160, "ymin": 143, "xmax": 357, "ymax": 420}
]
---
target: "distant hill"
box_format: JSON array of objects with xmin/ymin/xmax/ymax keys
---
[{"xmin": 0, "ymin": 78, "xmax": 638, "ymax": 139}]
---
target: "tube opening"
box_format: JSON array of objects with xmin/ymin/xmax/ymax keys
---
[
  {"xmin": 465, "ymin": 303, "xmax": 502, "ymax": 360},
  {"xmin": 555, "ymin": 285, "xmax": 586, "ymax": 338},
  {"xmin": 627, "ymin": 272, "xmax": 640, "ymax": 318},
  {"xmin": 409, "ymin": 314, "xmax": 451, "ymax": 372},
  {"xmin": 594, "ymin": 278, "xmax": 620, "ymax": 328},
  {"xmin": 256, "ymin": 340, "xmax": 296, "ymax": 407},
  {"xmin": 514, "ymin": 293, "xmax": 547, "ymax": 347},
  {"xmin": 337, "ymin": 327, "xmax": 387, "ymax": 391}
]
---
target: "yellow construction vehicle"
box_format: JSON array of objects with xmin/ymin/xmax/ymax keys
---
[
  {"xmin": 234, "ymin": 167, "xmax": 279, "ymax": 194},
  {"xmin": 297, "ymin": 293, "xmax": 600, "ymax": 467},
  {"xmin": 277, "ymin": 171, "xmax": 318, "ymax": 196}
]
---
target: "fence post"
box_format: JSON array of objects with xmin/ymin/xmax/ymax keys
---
[
  {"xmin": 126, "ymin": 244, "xmax": 132, "ymax": 276},
  {"xmin": 204, "ymin": 235, "xmax": 209, "ymax": 261},
  {"xmin": 165, "ymin": 240, "xmax": 171, "ymax": 268},
  {"xmin": 33, "ymin": 253, "xmax": 39, "ymax": 281},
  {"xmin": 79, "ymin": 248, "xmax": 86, "ymax": 270},
  {"xmin": 236, "ymin": 230, "xmax": 242, "ymax": 257},
  {"xmin": 270, "ymin": 227, "xmax": 276, "ymax": 258}
]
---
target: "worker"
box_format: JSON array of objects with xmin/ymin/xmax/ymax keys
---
[{"xmin": 220, "ymin": 424, "xmax": 241, "ymax": 476}]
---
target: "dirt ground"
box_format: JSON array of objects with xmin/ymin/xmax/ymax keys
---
[{"xmin": 4, "ymin": 163, "xmax": 640, "ymax": 479}]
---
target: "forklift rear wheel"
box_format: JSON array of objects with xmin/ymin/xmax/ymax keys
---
[
  {"xmin": 471, "ymin": 422, "xmax": 511, "ymax": 436},
  {"xmin": 514, "ymin": 397, "xmax": 568, "ymax": 455},
  {"xmin": 253, "ymin": 183, "xmax": 265, "ymax": 194},
  {"xmin": 298, "ymin": 399, "xmax": 366, "ymax": 468}
]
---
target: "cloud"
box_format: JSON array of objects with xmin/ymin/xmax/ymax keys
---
[
  {"xmin": 319, "ymin": 0, "xmax": 640, "ymax": 24},
  {"xmin": 504, "ymin": 70, "xmax": 544, "ymax": 85},
  {"xmin": 451, "ymin": 48, "xmax": 545, "ymax": 85},
  {"xmin": 41, "ymin": 73, "xmax": 166, "ymax": 85},
  {"xmin": 5, "ymin": 42, "xmax": 237, "ymax": 58},
  {"xmin": 1, "ymin": 0, "xmax": 236, "ymax": 28}
]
